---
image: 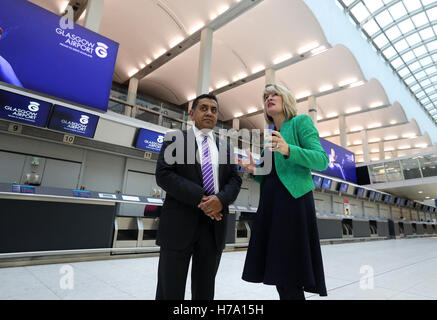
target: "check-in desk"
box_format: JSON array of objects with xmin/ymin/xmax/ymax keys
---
[
  {"xmin": 415, "ymin": 222, "xmax": 424, "ymax": 235},
  {"xmin": 403, "ymin": 221, "xmax": 414, "ymax": 236},
  {"xmin": 112, "ymin": 198, "xmax": 163, "ymax": 252},
  {"xmin": 229, "ymin": 205, "xmax": 258, "ymax": 245},
  {"xmin": 370, "ymin": 217, "xmax": 390, "ymax": 237},
  {"xmin": 0, "ymin": 183, "xmax": 117, "ymax": 254},
  {"xmin": 316, "ymin": 213, "xmax": 344, "ymax": 239}
]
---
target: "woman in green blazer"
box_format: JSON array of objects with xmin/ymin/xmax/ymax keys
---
[{"xmin": 238, "ymin": 84, "xmax": 329, "ymax": 300}]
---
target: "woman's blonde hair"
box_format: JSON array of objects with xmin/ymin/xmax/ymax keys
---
[{"xmin": 263, "ymin": 84, "xmax": 297, "ymax": 125}]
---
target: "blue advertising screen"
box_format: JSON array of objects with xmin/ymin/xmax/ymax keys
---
[
  {"xmin": 339, "ymin": 183, "xmax": 349, "ymax": 193},
  {"xmin": 48, "ymin": 105, "xmax": 99, "ymax": 138},
  {"xmin": 321, "ymin": 178, "xmax": 332, "ymax": 190},
  {"xmin": 0, "ymin": 0, "xmax": 118, "ymax": 112},
  {"xmin": 0, "ymin": 89, "xmax": 51, "ymax": 127},
  {"xmin": 313, "ymin": 175, "xmax": 323, "ymax": 188},
  {"xmin": 317, "ymin": 138, "xmax": 357, "ymax": 183},
  {"xmin": 135, "ymin": 128, "xmax": 165, "ymax": 153}
]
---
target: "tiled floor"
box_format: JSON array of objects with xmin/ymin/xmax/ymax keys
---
[{"xmin": 1, "ymin": 237, "xmax": 437, "ymax": 300}]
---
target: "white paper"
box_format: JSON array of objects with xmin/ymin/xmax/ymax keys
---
[
  {"xmin": 122, "ymin": 195, "xmax": 140, "ymax": 202},
  {"xmin": 98, "ymin": 193, "xmax": 117, "ymax": 199},
  {"xmin": 147, "ymin": 198, "xmax": 163, "ymax": 204}
]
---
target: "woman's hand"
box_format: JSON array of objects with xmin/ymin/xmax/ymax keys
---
[
  {"xmin": 237, "ymin": 149, "xmax": 257, "ymax": 174},
  {"xmin": 265, "ymin": 130, "xmax": 290, "ymax": 157}
]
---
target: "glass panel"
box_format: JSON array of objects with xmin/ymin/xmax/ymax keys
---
[
  {"xmin": 339, "ymin": 0, "xmax": 437, "ymax": 126},
  {"xmin": 401, "ymin": 158, "xmax": 422, "ymax": 179},
  {"xmin": 369, "ymin": 163, "xmax": 387, "ymax": 183},
  {"xmin": 384, "ymin": 161, "xmax": 403, "ymax": 181},
  {"xmin": 418, "ymin": 155, "xmax": 437, "ymax": 177}
]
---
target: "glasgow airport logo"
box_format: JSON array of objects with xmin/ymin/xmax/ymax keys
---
[
  {"xmin": 28, "ymin": 102, "xmax": 40, "ymax": 112},
  {"xmin": 55, "ymin": 28, "xmax": 109, "ymax": 59}
]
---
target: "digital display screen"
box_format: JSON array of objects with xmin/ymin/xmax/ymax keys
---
[
  {"xmin": 0, "ymin": 89, "xmax": 52, "ymax": 127},
  {"xmin": 383, "ymin": 195, "xmax": 392, "ymax": 203},
  {"xmin": 339, "ymin": 183, "xmax": 349, "ymax": 193},
  {"xmin": 0, "ymin": 0, "xmax": 119, "ymax": 112},
  {"xmin": 313, "ymin": 175, "xmax": 323, "ymax": 188},
  {"xmin": 356, "ymin": 188, "xmax": 364, "ymax": 198},
  {"xmin": 317, "ymin": 138, "xmax": 357, "ymax": 183},
  {"xmin": 396, "ymin": 198, "xmax": 404, "ymax": 206},
  {"xmin": 406, "ymin": 200, "xmax": 412, "ymax": 207},
  {"xmin": 321, "ymin": 178, "xmax": 332, "ymax": 190},
  {"xmin": 369, "ymin": 191, "xmax": 375, "ymax": 200},
  {"xmin": 135, "ymin": 128, "xmax": 165, "ymax": 153},
  {"xmin": 48, "ymin": 105, "xmax": 99, "ymax": 138}
]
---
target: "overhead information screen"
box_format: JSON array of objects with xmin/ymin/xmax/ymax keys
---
[
  {"xmin": 134, "ymin": 128, "xmax": 165, "ymax": 152},
  {"xmin": 48, "ymin": 105, "xmax": 99, "ymax": 138},
  {"xmin": 0, "ymin": 0, "xmax": 119, "ymax": 112},
  {"xmin": 0, "ymin": 89, "xmax": 52, "ymax": 127},
  {"xmin": 318, "ymin": 138, "xmax": 357, "ymax": 183}
]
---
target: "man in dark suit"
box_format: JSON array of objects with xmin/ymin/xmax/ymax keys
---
[{"xmin": 155, "ymin": 93, "xmax": 242, "ymax": 300}]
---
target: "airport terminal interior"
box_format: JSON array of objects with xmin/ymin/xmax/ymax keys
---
[{"xmin": 1, "ymin": 0, "xmax": 437, "ymax": 300}]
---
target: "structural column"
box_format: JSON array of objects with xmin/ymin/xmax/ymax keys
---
[
  {"xmin": 361, "ymin": 130, "xmax": 370, "ymax": 163},
  {"xmin": 339, "ymin": 114, "xmax": 347, "ymax": 148},
  {"xmin": 196, "ymin": 28, "xmax": 213, "ymax": 96},
  {"xmin": 379, "ymin": 141, "xmax": 385, "ymax": 161},
  {"xmin": 265, "ymin": 68, "xmax": 276, "ymax": 86},
  {"xmin": 232, "ymin": 118, "xmax": 240, "ymax": 130},
  {"xmin": 84, "ymin": 0, "xmax": 104, "ymax": 32},
  {"xmin": 307, "ymin": 96, "xmax": 318, "ymax": 129},
  {"xmin": 126, "ymin": 77, "xmax": 139, "ymax": 117}
]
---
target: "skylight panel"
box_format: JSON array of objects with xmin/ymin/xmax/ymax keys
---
[
  {"xmin": 364, "ymin": 0, "xmax": 384, "ymax": 13},
  {"xmin": 412, "ymin": 12, "xmax": 428, "ymax": 28},
  {"xmin": 388, "ymin": 2, "xmax": 407, "ymax": 20},
  {"xmin": 401, "ymin": 51, "xmax": 415, "ymax": 62},
  {"xmin": 421, "ymin": 79, "xmax": 431, "ymax": 86},
  {"xmin": 404, "ymin": 0, "xmax": 422, "ymax": 12},
  {"xmin": 363, "ymin": 19, "xmax": 380, "ymax": 35},
  {"xmin": 419, "ymin": 27, "xmax": 434, "ymax": 39},
  {"xmin": 394, "ymin": 39, "xmax": 409, "ymax": 52},
  {"xmin": 373, "ymin": 34, "xmax": 389, "ymax": 47},
  {"xmin": 375, "ymin": 10, "xmax": 394, "ymax": 28},
  {"xmin": 398, "ymin": 18, "xmax": 415, "ymax": 34},
  {"xmin": 426, "ymin": 66, "xmax": 437, "ymax": 74},
  {"xmin": 386, "ymin": 25, "xmax": 402, "ymax": 40},
  {"xmin": 414, "ymin": 45, "xmax": 427, "ymax": 56},
  {"xmin": 406, "ymin": 33, "xmax": 421, "ymax": 46},
  {"xmin": 427, "ymin": 40, "xmax": 437, "ymax": 51},
  {"xmin": 420, "ymin": 56, "xmax": 433, "ymax": 66},
  {"xmin": 410, "ymin": 61, "xmax": 421, "ymax": 71},
  {"xmin": 391, "ymin": 57, "xmax": 404, "ymax": 68},
  {"xmin": 351, "ymin": 2, "xmax": 370, "ymax": 22},
  {"xmin": 427, "ymin": 7, "xmax": 437, "ymax": 21},
  {"xmin": 383, "ymin": 46, "xmax": 397, "ymax": 59},
  {"xmin": 398, "ymin": 68, "xmax": 410, "ymax": 77}
]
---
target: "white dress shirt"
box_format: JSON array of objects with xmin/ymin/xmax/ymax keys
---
[{"xmin": 192, "ymin": 126, "xmax": 219, "ymax": 194}]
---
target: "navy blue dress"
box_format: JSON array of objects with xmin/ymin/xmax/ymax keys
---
[{"xmin": 242, "ymin": 152, "xmax": 327, "ymax": 296}]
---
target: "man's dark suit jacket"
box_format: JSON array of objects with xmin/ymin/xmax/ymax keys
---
[{"xmin": 155, "ymin": 129, "xmax": 242, "ymax": 251}]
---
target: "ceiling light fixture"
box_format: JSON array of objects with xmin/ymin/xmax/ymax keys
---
[{"xmin": 273, "ymin": 54, "xmax": 292, "ymax": 64}]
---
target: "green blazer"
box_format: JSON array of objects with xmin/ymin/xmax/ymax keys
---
[{"xmin": 253, "ymin": 114, "xmax": 329, "ymax": 199}]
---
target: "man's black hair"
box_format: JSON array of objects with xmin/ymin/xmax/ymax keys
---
[{"xmin": 191, "ymin": 94, "xmax": 218, "ymax": 110}]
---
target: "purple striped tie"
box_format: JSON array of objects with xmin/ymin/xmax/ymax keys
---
[{"xmin": 201, "ymin": 135, "xmax": 215, "ymax": 196}]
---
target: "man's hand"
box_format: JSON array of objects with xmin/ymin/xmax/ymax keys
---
[{"xmin": 198, "ymin": 195, "xmax": 223, "ymax": 221}]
